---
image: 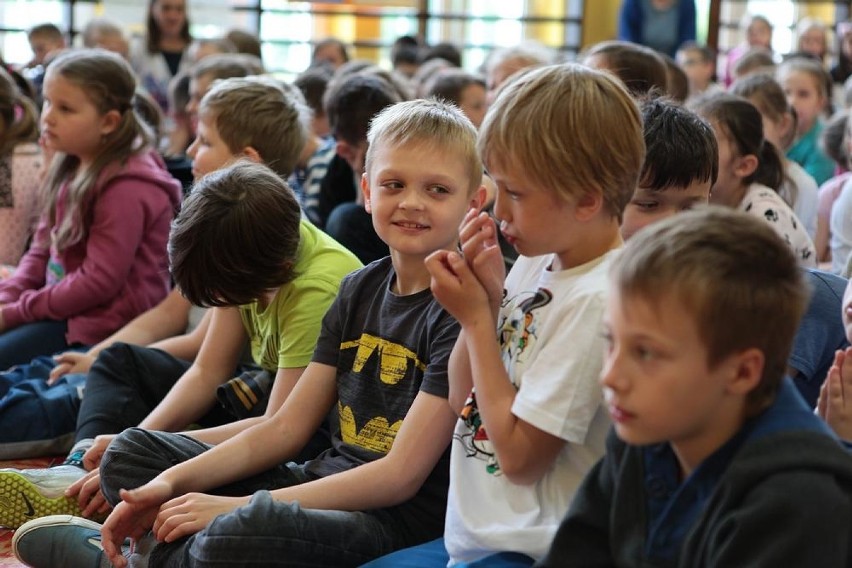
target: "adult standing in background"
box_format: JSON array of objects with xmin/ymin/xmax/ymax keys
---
[
  {"xmin": 618, "ymin": 0, "xmax": 696, "ymax": 58},
  {"xmin": 130, "ymin": 0, "xmax": 192, "ymax": 113}
]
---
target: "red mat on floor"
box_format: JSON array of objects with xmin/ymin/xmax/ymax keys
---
[{"xmin": 0, "ymin": 457, "xmax": 62, "ymax": 567}]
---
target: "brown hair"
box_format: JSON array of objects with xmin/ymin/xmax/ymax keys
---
[
  {"xmin": 146, "ymin": 0, "xmax": 191, "ymax": 53},
  {"xmin": 0, "ymin": 67, "xmax": 38, "ymax": 156},
  {"xmin": 613, "ymin": 206, "xmax": 807, "ymax": 415},
  {"xmin": 169, "ymin": 161, "xmax": 302, "ymax": 307},
  {"xmin": 582, "ymin": 40, "xmax": 668, "ymax": 98},
  {"xmin": 479, "ymin": 63, "xmax": 644, "ymax": 218},
  {"xmin": 200, "ymin": 76, "xmax": 309, "ymax": 180}
]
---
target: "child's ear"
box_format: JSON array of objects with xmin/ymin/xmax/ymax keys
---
[
  {"xmin": 360, "ymin": 172, "xmax": 372, "ymax": 214},
  {"xmin": 734, "ymin": 154, "xmax": 759, "ymax": 180},
  {"xmin": 241, "ymin": 146, "xmax": 262, "ymax": 164},
  {"xmin": 469, "ymin": 184, "xmax": 487, "ymax": 210},
  {"xmin": 99, "ymin": 109, "xmax": 122, "ymax": 137},
  {"xmin": 725, "ymin": 347, "xmax": 764, "ymax": 397},
  {"xmin": 573, "ymin": 190, "xmax": 604, "ymax": 222}
]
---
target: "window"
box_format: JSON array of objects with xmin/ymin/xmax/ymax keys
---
[{"xmin": 0, "ymin": 0, "xmax": 583, "ymax": 77}]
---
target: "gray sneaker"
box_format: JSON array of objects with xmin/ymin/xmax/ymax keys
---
[{"xmin": 0, "ymin": 465, "xmax": 86, "ymax": 528}]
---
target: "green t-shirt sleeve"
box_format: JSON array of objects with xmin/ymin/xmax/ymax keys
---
[{"xmin": 272, "ymin": 276, "xmax": 342, "ymax": 369}]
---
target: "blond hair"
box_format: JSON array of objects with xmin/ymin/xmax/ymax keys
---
[
  {"xmin": 200, "ymin": 76, "xmax": 309, "ymax": 180},
  {"xmin": 365, "ymin": 98, "xmax": 482, "ymax": 194},
  {"xmin": 479, "ymin": 63, "xmax": 644, "ymax": 218},
  {"xmin": 612, "ymin": 206, "xmax": 807, "ymax": 415},
  {"xmin": 42, "ymin": 48, "xmax": 153, "ymax": 252}
]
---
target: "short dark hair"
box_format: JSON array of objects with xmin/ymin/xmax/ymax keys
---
[
  {"xmin": 427, "ymin": 68, "xmax": 486, "ymax": 106},
  {"xmin": 583, "ymin": 40, "xmax": 668, "ymax": 97},
  {"xmin": 421, "ymin": 42, "xmax": 462, "ymax": 67},
  {"xmin": 640, "ymin": 98, "xmax": 718, "ymax": 191},
  {"xmin": 28, "ymin": 23, "xmax": 63, "ymax": 41},
  {"xmin": 294, "ymin": 65, "xmax": 333, "ymax": 118},
  {"xmin": 169, "ymin": 162, "xmax": 302, "ymax": 307},
  {"xmin": 323, "ymin": 72, "xmax": 401, "ymax": 145},
  {"xmin": 677, "ymin": 41, "xmax": 715, "ymax": 64}
]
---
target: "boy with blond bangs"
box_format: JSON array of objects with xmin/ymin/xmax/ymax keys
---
[
  {"xmin": 13, "ymin": 99, "xmax": 485, "ymax": 568},
  {"xmin": 538, "ymin": 207, "xmax": 852, "ymax": 567},
  {"xmin": 369, "ymin": 63, "xmax": 645, "ymax": 567}
]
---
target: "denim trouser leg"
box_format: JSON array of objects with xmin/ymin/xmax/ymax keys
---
[
  {"xmin": 0, "ymin": 320, "xmax": 73, "ymax": 372},
  {"xmin": 102, "ymin": 428, "xmax": 407, "ymax": 568}
]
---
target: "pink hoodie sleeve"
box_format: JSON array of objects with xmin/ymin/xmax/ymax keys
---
[{"xmin": 1, "ymin": 177, "xmax": 153, "ymax": 329}]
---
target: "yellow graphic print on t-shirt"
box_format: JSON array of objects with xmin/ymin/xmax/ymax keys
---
[
  {"xmin": 340, "ymin": 333, "xmax": 426, "ymax": 385},
  {"xmin": 339, "ymin": 403, "xmax": 403, "ymax": 454}
]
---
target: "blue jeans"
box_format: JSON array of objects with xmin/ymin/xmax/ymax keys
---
[
  {"xmin": 101, "ymin": 428, "xmax": 410, "ymax": 567},
  {"xmin": 0, "ymin": 320, "xmax": 77, "ymax": 372},
  {"xmin": 361, "ymin": 538, "xmax": 535, "ymax": 568}
]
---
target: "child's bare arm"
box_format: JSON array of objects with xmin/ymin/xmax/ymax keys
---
[
  {"xmin": 100, "ymin": 362, "xmax": 340, "ymax": 556},
  {"xmin": 266, "ymin": 390, "xmax": 456, "ymax": 510},
  {"xmin": 182, "ymin": 365, "xmax": 307, "ymax": 445},
  {"xmin": 146, "ymin": 308, "xmax": 213, "ymax": 362},
  {"xmin": 427, "ymin": 250, "xmax": 565, "ymax": 485},
  {"xmin": 49, "ymin": 289, "xmax": 193, "ymax": 382},
  {"xmin": 138, "ymin": 307, "xmax": 247, "ymax": 432}
]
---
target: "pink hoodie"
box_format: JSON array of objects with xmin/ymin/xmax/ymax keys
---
[{"xmin": 0, "ymin": 149, "xmax": 181, "ymax": 345}]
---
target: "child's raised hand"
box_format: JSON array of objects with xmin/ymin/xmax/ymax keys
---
[
  {"xmin": 817, "ymin": 348, "xmax": 852, "ymax": 441},
  {"xmin": 426, "ymin": 249, "xmax": 492, "ymax": 328},
  {"xmin": 458, "ymin": 208, "xmax": 505, "ymax": 309}
]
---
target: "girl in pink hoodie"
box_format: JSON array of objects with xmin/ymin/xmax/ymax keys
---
[{"xmin": 0, "ymin": 49, "xmax": 181, "ymax": 370}]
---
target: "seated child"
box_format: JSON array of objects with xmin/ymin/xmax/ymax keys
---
[
  {"xmin": 368, "ymin": 62, "xmax": 646, "ymax": 567},
  {"xmin": 12, "ymin": 98, "xmax": 486, "ymax": 568},
  {"xmin": 581, "ymin": 40, "xmax": 668, "ymax": 97},
  {"xmin": 426, "ymin": 68, "xmax": 487, "ymax": 128},
  {"xmin": 627, "ymin": 98, "xmax": 847, "ymax": 409},
  {"xmin": 675, "ymin": 41, "xmax": 724, "ymax": 104},
  {"xmin": 778, "ymin": 57, "xmax": 835, "ymax": 185},
  {"xmin": 731, "ymin": 72, "xmax": 820, "ymax": 240},
  {"xmin": 0, "ymin": 76, "xmax": 360, "ymax": 528},
  {"xmin": 692, "ymin": 93, "xmax": 816, "ymax": 267},
  {"xmin": 538, "ymin": 206, "xmax": 852, "ymax": 567},
  {"xmin": 621, "ymin": 97, "xmax": 716, "ymax": 241},
  {"xmin": 0, "ymin": 49, "xmax": 182, "ymax": 370}
]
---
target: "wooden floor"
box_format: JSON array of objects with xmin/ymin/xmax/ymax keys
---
[{"xmin": 0, "ymin": 457, "xmax": 62, "ymax": 567}]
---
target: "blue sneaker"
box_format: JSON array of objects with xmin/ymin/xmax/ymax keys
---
[{"xmin": 13, "ymin": 515, "xmax": 119, "ymax": 568}]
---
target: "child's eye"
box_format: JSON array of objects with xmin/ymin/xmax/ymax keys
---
[
  {"xmin": 427, "ymin": 185, "xmax": 450, "ymax": 195},
  {"xmin": 635, "ymin": 345, "xmax": 656, "ymax": 362},
  {"xmin": 632, "ymin": 200, "xmax": 659, "ymax": 211},
  {"xmin": 381, "ymin": 181, "xmax": 403, "ymax": 190}
]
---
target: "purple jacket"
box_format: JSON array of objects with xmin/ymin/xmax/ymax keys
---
[{"xmin": 0, "ymin": 150, "xmax": 181, "ymax": 345}]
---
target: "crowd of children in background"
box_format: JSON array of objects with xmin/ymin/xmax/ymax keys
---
[{"xmin": 1, "ymin": 0, "xmax": 852, "ymax": 566}]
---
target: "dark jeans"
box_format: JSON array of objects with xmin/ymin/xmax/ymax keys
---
[
  {"xmin": 101, "ymin": 428, "xmax": 409, "ymax": 567},
  {"xmin": 75, "ymin": 343, "xmax": 233, "ymax": 443},
  {"xmin": 0, "ymin": 320, "xmax": 75, "ymax": 372}
]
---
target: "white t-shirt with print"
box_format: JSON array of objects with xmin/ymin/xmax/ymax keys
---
[{"xmin": 444, "ymin": 251, "xmax": 614, "ymax": 565}]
